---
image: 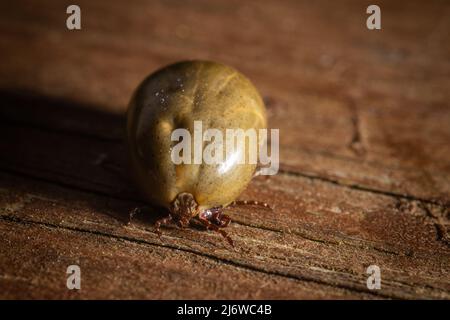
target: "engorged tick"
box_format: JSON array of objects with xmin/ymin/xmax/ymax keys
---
[{"xmin": 126, "ymin": 60, "xmax": 270, "ymax": 246}]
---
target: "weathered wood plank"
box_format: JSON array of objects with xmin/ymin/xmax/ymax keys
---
[
  {"xmin": 3, "ymin": 219, "xmax": 367, "ymax": 300},
  {"xmin": 0, "ymin": 135, "xmax": 448, "ymax": 299},
  {"xmin": 1, "ymin": 111, "xmax": 449, "ymax": 250},
  {"xmin": 1, "ymin": 172, "xmax": 449, "ymax": 299},
  {"xmin": 0, "ymin": 0, "xmax": 449, "ymax": 300},
  {"xmin": 0, "ymin": 0, "xmax": 449, "ymax": 203},
  {"xmin": 1, "ymin": 87, "xmax": 449, "ymax": 206}
]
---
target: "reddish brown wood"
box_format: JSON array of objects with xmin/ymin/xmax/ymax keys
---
[{"xmin": 0, "ymin": 0, "xmax": 449, "ymax": 299}]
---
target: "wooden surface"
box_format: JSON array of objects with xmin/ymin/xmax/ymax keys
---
[{"xmin": 0, "ymin": 0, "xmax": 449, "ymax": 299}]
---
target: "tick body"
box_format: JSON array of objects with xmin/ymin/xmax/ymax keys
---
[{"xmin": 126, "ymin": 60, "xmax": 267, "ymax": 245}]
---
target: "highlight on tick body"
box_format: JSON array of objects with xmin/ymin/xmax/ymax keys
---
[{"xmin": 170, "ymin": 121, "xmax": 279, "ymax": 176}]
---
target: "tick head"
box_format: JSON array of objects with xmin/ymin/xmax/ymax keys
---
[{"xmin": 170, "ymin": 192, "xmax": 199, "ymax": 224}]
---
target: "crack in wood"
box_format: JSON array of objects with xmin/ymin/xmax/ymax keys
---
[
  {"xmin": 347, "ymin": 98, "xmax": 367, "ymax": 157},
  {"xmin": 2, "ymin": 164, "xmax": 449, "ymax": 258},
  {"xmin": 278, "ymin": 167, "xmax": 449, "ymax": 207},
  {"xmin": 2, "ymin": 163, "xmax": 450, "ymax": 260},
  {"xmin": 229, "ymin": 217, "xmax": 409, "ymax": 257},
  {"xmin": 3, "ymin": 104, "xmax": 449, "ymax": 193},
  {"xmin": 420, "ymin": 203, "xmax": 450, "ymax": 247},
  {"xmin": 1, "ymin": 213, "xmax": 437, "ymax": 300}
]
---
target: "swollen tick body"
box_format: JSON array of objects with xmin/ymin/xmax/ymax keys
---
[{"xmin": 126, "ymin": 60, "xmax": 270, "ymax": 246}]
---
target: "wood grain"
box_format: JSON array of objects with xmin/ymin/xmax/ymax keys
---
[{"xmin": 0, "ymin": 0, "xmax": 449, "ymax": 299}]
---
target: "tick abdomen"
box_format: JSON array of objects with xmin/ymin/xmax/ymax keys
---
[{"xmin": 126, "ymin": 60, "xmax": 267, "ymax": 212}]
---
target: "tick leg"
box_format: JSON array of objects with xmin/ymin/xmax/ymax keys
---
[
  {"xmin": 200, "ymin": 207, "xmax": 231, "ymax": 228},
  {"xmin": 176, "ymin": 217, "xmax": 190, "ymax": 229},
  {"xmin": 127, "ymin": 206, "xmax": 142, "ymax": 225},
  {"xmin": 154, "ymin": 214, "xmax": 173, "ymax": 238},
  {"xmin": 216, "ymin": 213, "xmax": 231, "ymax": 228},
  {"xmin": 230, "ymin": 200, "xmax": 272, "ymax": 210},
  {"xmin": 197, "ymin": 215, "xmax": 234, "ymax": 247},
  {"xmin": 210, "ymin": 209, "xmax": 231, "ymax": 228}
]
